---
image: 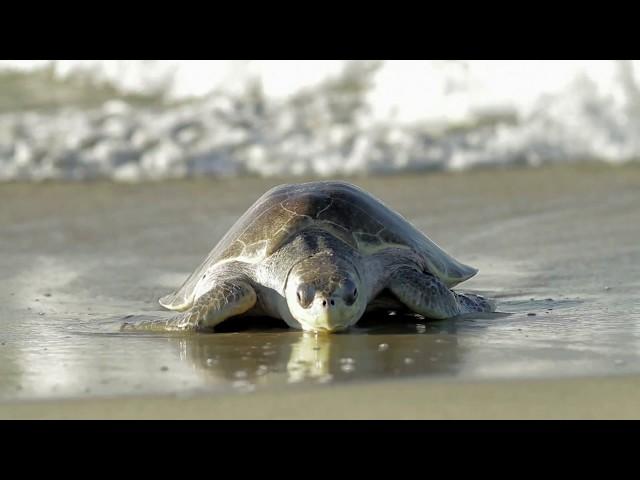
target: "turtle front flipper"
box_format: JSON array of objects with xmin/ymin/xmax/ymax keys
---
[
  {"xmin": 125, "ymin": 280, "xmax": 257, "ymax": 332},
  {"xmin": 387, "ymin": 266, "xmax": 493, "ymax": 319}
]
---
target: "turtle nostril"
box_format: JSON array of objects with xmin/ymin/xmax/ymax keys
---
[
  {"xmin": 330, "ymin": 299, "xmax": 335, "ymax": 306},
  {"xmin": 322, "ymin": 300, "xmax": 327, "ymax": 307}
]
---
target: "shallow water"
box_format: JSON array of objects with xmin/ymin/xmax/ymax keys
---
[{"xmin": 1, "ymin": 165, "xmax": 639, "ymax": 402}]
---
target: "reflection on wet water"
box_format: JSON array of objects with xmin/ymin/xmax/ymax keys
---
[
  {"xmin": 0, "ymin": 302, "xmax": 491, "ymax": 401},
  {"xmin": 166, "ymin": 313, "xmax": 468, "ymax": 388},
  {"xmin": 4, "ymin": 290, "xmax": 640, "ymax": 403}
]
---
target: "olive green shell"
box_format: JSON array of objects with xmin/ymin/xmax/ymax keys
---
[{"xmin": 160, "ymin": 181, "xmax": 477, "ymax": 310}]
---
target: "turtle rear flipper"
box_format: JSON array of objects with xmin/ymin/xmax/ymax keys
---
[
  {"xmin": 454, "ymin": 292, "xmax": 495, "ymax": 313},
  {"xmin": 159, "ymin": 264, "xmax": 224, "ymax": 311},
  {"xmin": 159, "ymin": 291, "xmax": 191, "ymax": 311}
]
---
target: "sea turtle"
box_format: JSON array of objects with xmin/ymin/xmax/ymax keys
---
[{"xmin": 135, "ymin": 181, "xmax": 494, "ymax": 333}]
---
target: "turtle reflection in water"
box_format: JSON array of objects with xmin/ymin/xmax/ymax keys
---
[{"xmin": 127, "ymin": 181, "xmax": 494, "ymax": 333}]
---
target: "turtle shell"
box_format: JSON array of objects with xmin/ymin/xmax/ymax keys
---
[{"xmin": 160, "ymin": 181, "xmax": 477, "ymax": 310}]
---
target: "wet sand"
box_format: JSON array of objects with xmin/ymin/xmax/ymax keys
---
[
  {"xmin": 1, "ymin": 164, "xmax": 639, "ymax": 418},
  {"xmin": 3, "ymin": 375, "xmax": 640, "ymax": 419}
]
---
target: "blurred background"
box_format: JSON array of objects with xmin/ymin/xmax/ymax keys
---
[{"xmin": 1, "ymin": 60, "xmax": 639, "ymax": 182}]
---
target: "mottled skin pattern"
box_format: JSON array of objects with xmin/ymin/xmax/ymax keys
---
[
  {"xmin": 388, "ymin": 268, "xmax": 490, "ymax": 319},
  {"xmin": 128, "ymin": 181, "xmax": 494, "ymax": 333},
  {"xmin": 168, "ymin": 280, "xmax": 256, "ymax": 330}
]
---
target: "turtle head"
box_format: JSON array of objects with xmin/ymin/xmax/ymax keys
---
[{"xmin": 285, "ymin": 252, "xmax": 366, "ymax": 333}]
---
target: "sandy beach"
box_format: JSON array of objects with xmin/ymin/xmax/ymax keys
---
[
  {"xmin": 3, "ymin": 375, "xmax": 640, "ymax": 419},
  {"xmin": 1, "ymin": 164, "xmax": 639, "ymax": 418}
]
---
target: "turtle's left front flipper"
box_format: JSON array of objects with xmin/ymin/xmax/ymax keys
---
[
  {"xmin": 387, "ymin": 266, "xmax": 493, "ymax": 319},
  {"xmin": 123, "ymin": 280, "xmax": 257, "ymax": 332}
]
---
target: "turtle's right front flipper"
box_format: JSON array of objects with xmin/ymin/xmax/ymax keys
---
[
  {"xmin": 387, "ymin": 266, "xmax": 493, "ymax": 319},
  {"xmin": 123, "ymin": 280, "xmax": 257, "ymax": 332}
]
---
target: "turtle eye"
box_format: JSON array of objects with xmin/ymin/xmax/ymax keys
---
[
  {"xmin": 344, "ymin": 282, "xmax": 358, "ymax": 306},
  {"xmin": 296, "ymin": 284, "xmax": 314, "ymax": 309}
]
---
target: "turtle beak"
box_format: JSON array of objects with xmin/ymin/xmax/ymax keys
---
[{"xmin": 313, "ymin": 295, "xmax": 350, "ymax": 332}]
